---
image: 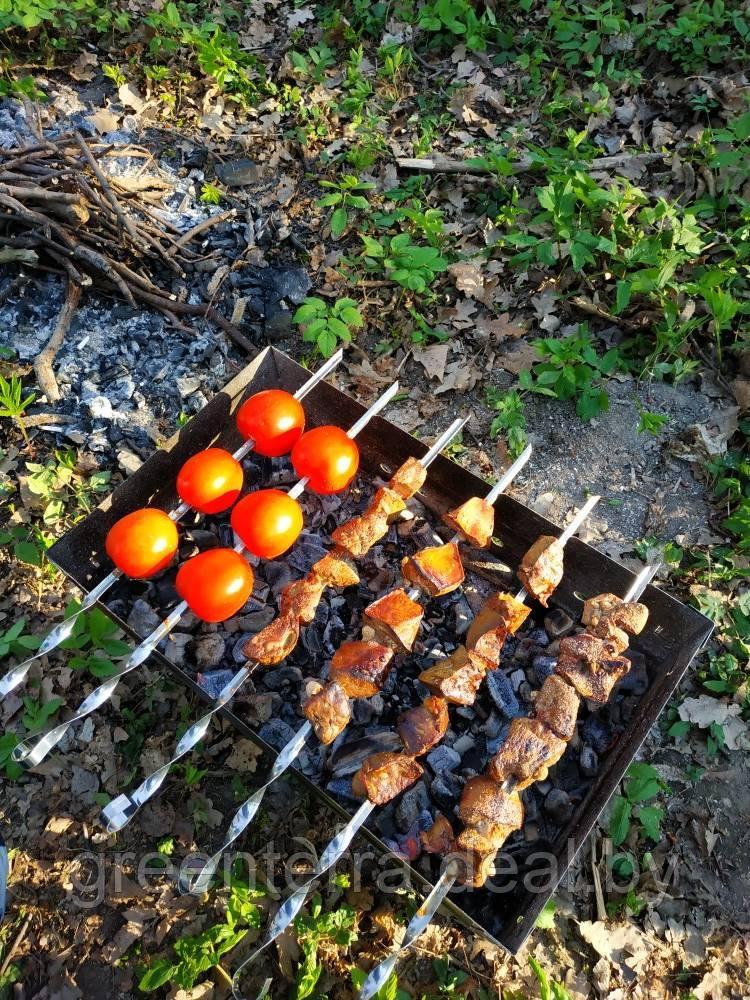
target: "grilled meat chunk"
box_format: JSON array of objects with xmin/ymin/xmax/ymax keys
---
[
  {"xmin": 518, "ymin": 535, "xmax": 564, "ymax": 607},
  {"xmin": 420, "ymin": 813, "xmax": 455, "ymax": 855},
  {"xmin": 329, "ymin": 640, "xmax": 394, "ymax": 698},
  {"xmin": 587, "ymin": 601, "xmax": 648, "ymax": 653},
  {"xmin": 442, "ymin": 496, "xmax": 495, "ymax": 549},
  {"xmin": 487, "ymin": 717, "xmax": 567, "ymax": 790},
  {"xmin": 470, "ymin": 626, "xmax": 508, "ymax": 668},
  {"xmin": 331, "ymin": 511, "xmax": 388, "ymax": 559},
  {"xmin": 389, "ymin": 456, "xmax": 427, "ymax": 499},
  {"xmin": 243, "ymin": 612, "xmax": 300, "ymax": 665},
  {"xmin": 452, "ymin": 846, "xmax": 497, "ymax": 887},
  {"xmin": 533, "ymin": 675, "xmax": 580, "ymax": 740},
  {"xmin": 401, "ymin": 541, "xmax": 465, "ymax": 597},
  {"xmin": 311, "ymin": 548, "xmax": 360, "ymax": 588},
  {"xmin": 397, "ymin": 695, "xmax": 449, "ymax": 756},
  {"xmin": 352, "ymin": 752, "xmax": 424, "ymax": 805},
  {"xmin": 279, "ymin": 575, "xmax": 326, "ymax": 625},
  {"xmin": 466, "ymin": 592, "xmax": 531, "ymax": 649},
  {"xmin": 302, "ymin": 681, "xmax": 351, "ymax": 744},
  {"xmin": 581, "ymin": 592, "xmax": 621, "ymax": 628},
  {"xmin": 458, "ymin": 777, "xmax": 524, "ymax": 849},
  {"xmin": 418, "ymin": 645, "xmax": 487, "ymax": 705},
  {"xmin": 364, "ymin": 588, "xmax": 424, "ymax": 652},
  {"xmin": 556, "ymin": 651, "xmax": 632, "ymax": 702}
]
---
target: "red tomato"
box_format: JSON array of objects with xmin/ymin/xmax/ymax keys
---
[
  {"xmin": 175, "ymin": 548, "xmax": 254, "ymax": 622},
  {"xmin": 236, "ymin": 389, "xmax": 305, "ymax": 457},
  {"xmin": 291, "ymin": 426, "xmax": 359, "ymax": 494},
  {"xmin": 231, "ymin": 489, "xmax": 303, "ymax": 559},
  {"xmin": 105, "ymin": 508, "xmax": 178, "ymax": 579},
  {"xmin": 177, "ymin": 448, "xmax": 243, "ymax": 515}
]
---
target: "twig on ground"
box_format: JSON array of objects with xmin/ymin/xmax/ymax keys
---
[
  {"xmin": 396, "ymin": 151, "xmax": 667, "ymax": 176},
  {"xmin": 73, "ymin": 131, "xmax": 142, "ymax": 247},
  {"xmin": 34, "ymin": 281, "xmax": 81, "ymax": 403},
  {"xmin": 172, "ymin": 208, "xmax": 238, "ymax": 251}
]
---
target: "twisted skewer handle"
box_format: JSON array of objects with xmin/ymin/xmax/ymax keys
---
[
  {"xmin": 12, "ymin": 602, "xmax": 188, "ymax": 768},
  {"xmin": 230, "ymin": 801, "xmax": 374, "ymax": 1000}
]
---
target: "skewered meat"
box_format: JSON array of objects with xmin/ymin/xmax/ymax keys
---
[
  {"xmin": 364, "ymin": 588, "xmax": 424, "ymax": 652},
  {"xmin": 442, "ymin": 496, "xmax": 495, "ymax": 549},
  {"xmin": 466, "ymin": 592, "xmax": 531, "ymax": 648},
  {"xmin": 556, "ymin": 650, "xmax": 632, "ymax": 703},
  {"xmin": 243, "ymin": 612, "xmax": 300, "ymax": 664},
  {"xmin": 279, "ymin": 575, "xmax": 326, "ymax": 625},
  {"xmin": 458, "ymin": 777, "xmax": 524, "ymax": 849},
  {"xmin": 311, "ymin": 548, "xmax": 360, "ymax": 588},
  {"xmin": 352, "ymin": 752, "xmax": 424, "ymax": 805},
  {"xmin": 401, "ymin": 541, "xmax": 465, "ymax": 598},
  {"xmin": 533, "ymin": 675, "xmax": 580, "ymax": 740},
  {"xmin": 302, "ymin": 681, "xmax": 351, "ymax": 744},
  {"xmin": 419, "ymin": 645, "xmax": 487, "ymax": 705},
  {"xmin": 452, "ymin": 846, "xmax": 497, "ymax": 887},
  {"xmin": 329, "ymin": 640, "xmax": 394, "ymax": 698},
  {"xmin": 470, "ymin": 626, "xmax": 508, "ymax": 668},
  {"xmin": 581, "ymin": 592, "xmax": 621, "ymax": 628},
  {"xmin": 589, "ymin": 601, "xmax": 649, "ymax": 654},
  {"xmin": 389, "ymin": 456, "xmax": 427, "ymax": 499},
  {"xmin": 397, "ymin": 696, "xmax": 449, "ymax": 756},
  {"xmin": 487, "ymin": 717, "xmax": 567, "ymax": 790},
  {"xmin": 517, "ymin": 535, "xmax": 564, "ymax": 607},
  {"xmin": 420, "ymin": 813, "xmax": 455, "ymax": 855},
  {"xmin": 331, "ymin": 487, "xmax": 405, "ymax": 558}
]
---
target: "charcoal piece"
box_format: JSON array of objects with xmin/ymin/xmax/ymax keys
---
[
  {"xmin": 395, "ymin": 781, "xmax": 430, "ymax": 832},
  {"xmin": 581, "ymin": 715, "xmax": 613, "ymax": 754},
  {"xmin": 216, "ymin": 158, "xmax": 262, "ymax": 186},
  {"xmin": 486, "ymin": 722, "xmax": 510, "ymax": 755},
  {"xmin": 579, "ymin": 744, "xmax": 599, "ymax": 777},
  {"xmin": 510, "ymin": 668, "xmax": 526, "ymax": 692},
  {"xmin": 258, "ymin": 718, "xmax": 297, "ymax": 751},
  {"xmin": 301, "ymin": 624, "xmax": 324, "ymax": 656},
  {"xmin": 532, "ymin": 654, "xmax": 557, "ymax": 684},
  {"xmin": 486, "ymin": 671, "xmax": 521, "ymax": 719},
  {"xmin": 543, "ymin": 788, "xmax": 574, "ymax": 826},
  {"xmin": 330, "ymin": 731, "xmax": 402, "ymax": 776},
  {"xmin": 264, "ymin": 562, "xmax": 295, "ymax": 594},
  {"xmin": 426, "ymin": 745, "xmax": 461, "ymax": 773},
  {"xmin": 326, "ymin": 776, "xmax": 360, "ymax": 802},
  {"xmin": 262, "ymin": 665, "xmax": 303, "ymax": 691},
  {"xmin": 461, "ymin": 739, "xmax": 487, "ymax": 774},
  {"xmin": 527, "ymin": 628, "xmax": 550, "ymax": 647},
  {"xmin": 544, "ymin": 607, "xmax": 575, "ymax": 639},
  {"xmin": 431, "ymin": 771, "xmax": 462, "ymax": 811},
  {"xmin": 196, "ymin": 669, "xmax": 235, "ymax": 700}
]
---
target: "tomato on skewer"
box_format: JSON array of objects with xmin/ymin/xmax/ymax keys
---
[
  {"xmin": 291, "ymin": 426, "xmax": 359, "ymax": 494},
  {"xmin": 231, "ymin": 489, "xmax": 303, "ymax": 560},
  {"xmin": 236, "ymin": 389, "xmax": 305, "ymax": 457},
  {"xmin": 176, "ymin": 548, "xmax": 254, "ymax": 622},
  {"xmin": 106, "ymin": 508, "xmax": 179, "ymax": 579},
  {"xmin": 177, "ymin": 448, "xmax": 243, "ymax": 515}
]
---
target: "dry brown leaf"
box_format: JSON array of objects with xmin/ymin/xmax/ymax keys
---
[
  {"xmin": 448, "ymin": 261, "xmax": 484, "ymax": 297},
  {"xmin": 731, "ymin": 377, "xmax": 750, "ymax": 410},
  {"xmin": 435, "ymin": 359, "xmax": 477, "ymax": 395},
  {"xmin": 413, "ymin": 343, "xmax": 449, "ymax": 382},
  {"xmin": 496, "ymin": 340, "xmax": 538, "ymax": 375},
  {"xmin": 118, "ymin": 82, "xmax": 145, "ymax": 112},
  {"xmin": 69, "ymin": 51, "xmax": 98, "ymax": 82},
  {"xmin": 225, "ymin": 738, "xmax": 264, "ymax": 773}
]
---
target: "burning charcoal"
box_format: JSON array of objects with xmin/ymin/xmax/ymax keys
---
[
  {"xmin": 486, "ymin": 671, "xmax": 521, "ymax": 719},
  {"xmin": 326, "ymin": 777, "xmax": 360, "ymax": 803},
  {"xmin": 262, "ymin": 665, "xmax": 303, "ymax": 691},
  {"xmin": 301, "ymin": 625, "xmax": 324, "ymax": 656},
  {"xmin": 532, "ymin": 654, "xmax": 557, "ymax": 684},
  {"xmin": 616, "ymin": 652, "xmax": 649, "ymax": 695},
  {"xmin": 194, "ymin": 633, "xmax": 226, "ymax": 668},
  {"xmin": 264, "ymin": 562, "xmax": 296, "ymax": 594},
  {"xmin": 543, "ymin": 788, "xmax": 574, "ymax": 826},
  {"xmin": 510, "ymin": 668, "xmax": 526, "ymax": 692},
  {"xmin": 421, "ymin": 813, "xmax": 455, "ymax": 854},
  {"xmin": 544, "ymin": 607, "xmax": 575, "ymax": 639},
  {"xmin": 581, "ymin": 715, "xmax": 613, "ymax": 754},
  {"xmin": 486, "ymin": 723, "xmax": 510, "ymax": 756},
  {"xmin": 383, "ymin": 811, "xmax": 432, "ymax": 861},
  {"xmin": 126, "ymin": 598, "xmax": 160, "ymax": 637},
  {"xmin": 426, "ymin": 745, "xmax": 461, "ymax": 773},
  {"xmin": 330, "ymin": 732, "xmax": 402, "ymax": 776},
  {"xmin": 579, "ymin": 744, "xmax": 599, "ymax": 777},
  {"xmin": 461, "ymin": 740, "xmax": 486, "ymax": 774},
  {"xmin": 527, "ymin": 628, "xmax": 550, "ymax": 648},
  {"xmin": 452, "ymin": 733, "xmax": 475, "ymax": 755},
  {"xmin": 395, "ymin": 781, "xmax": 430, "ymax": 832},
  {"xmin": 431, "ymin": 771, "xmax": 462, "ymax": 811},
  {"xmin": 259, "ymin": 718, "xmax": 297, "ymax": 751},
  {"xmin": 196, "ymin": 669, "xmax": 235, "ymax": 700}
]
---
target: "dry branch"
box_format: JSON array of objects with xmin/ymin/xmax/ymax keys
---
[
  {"xmin": 34, "ymin": 281, "xmax": 82, "ymax": 403},
  {"xmin": 396, "ymin": 151, "xmax": 667, "ymax": 176}
]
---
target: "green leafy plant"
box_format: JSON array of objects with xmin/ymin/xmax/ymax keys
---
[
  {"xmin": 317, "ymin": 174, "xmax": 376, "ymax": 238},
  {"xmin": 0, "ymin": 618, "xmax": 41, "ymax": 659},
  {"xmin": 528, "ymin": 955, "xmax": 574, "ymax": 1000},
  {"xmin": 24, "ymin": 448, "xmax": 111, "ymax": 526},
  {"xmin": 361, "ymin": 233, "xmax": 447, "ymax": 293},
  {"xmin": 486, "ymin": 388, "xmax": 528, "ymax": 457},
  {"xmin": 293, "ymin": 894, "xmax": 357, "ymax": 1000},
  {"xmin": 60, "ymin": 604, "xmax": 132, "ymax": 678},
  {"xmin": 293, "ymin": 296, "xmax": 364, "ymax": 358},
  {"xmin": 21, "ymin": 694, "xmax": 64, "ymax": 732},
  {"xmin": 608, "ymin": 761, "xmax": 670, "ymax": 866},
  {"xmin": 637, "ymin": 409, "xmax": 668, "ymax": 436},
  {"xmin": 0, "ymin": 732, "xmax": 23, "ymax": 780},
  {"xmin": 519, "ymin": 326, "xmax": 622, "ymax": 421},
  {"xmin": 417, "ymin": 0, "xmax": 499, "ymax": 51},
  {"xmin": 200, "ymin": 182, "xmax": 222, "ymax": 205},
  {"xmin": 0, "ymin": 374, "xmax": 36, "ymax": 449}
]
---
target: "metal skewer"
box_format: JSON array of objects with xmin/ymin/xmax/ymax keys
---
[
  {"xmin": 13, "ymin": 377, "xmax": 397, "ymax": 773},
  {"xmin": 355, "ymin": 558, "xmax": 659, "ymax": 1000},
  {"xmin": 179, "ymin": 438, "xmax": 531, "ymax": 895},
  {"xmin": 0, "ymin": 351, "xmax": 345, "ymax": 701},
  {"xmin": 94, "ymin": 383, "xmax": 403, "ymax": 830},
  {"xmin": 229, "ymin": 494, "xmax": 600, "ymax": 998}
]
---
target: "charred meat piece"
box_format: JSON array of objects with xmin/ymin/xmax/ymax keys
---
[
  {"xmin": 329, "ymin": 640, "xmax": 394, "ymax": 698},
  {"xmin": 371, "ymin": 486, "xmax": 408, "ymax": 520},
  {"xmin": 470, "ymin": 626, "xmax": 508, "ymax": 668},
  {"xmin": 452, "ymin": 846, "xmax": 497, "ymax": 887},
  {"xmin": 388, "ymin": 456, "xmax": 427, "ymax": 499},
  {"xmin": 442, "ymin": 496, "xmax": 495, "ymax": 549},
  {"xmin": 401, "ymin": 541, "xmax": 465, "ymax": 597},
  {"xmin": 352, "ymin": 752, "xmax": 424, "ymax": 805},
  {"xmin": 608, "ymin": 601, "xmax": 649, "ymax": 636},
  {"xmin": 487, "ymin": 717, "xmax": 567, "ymax": 790},
  {"xmin": 243, "ymin": 612, "xmax": 300, "ymax": 665},
  {"xmin": 421, "ymin": 813, "xmax": 455, "ymax": 855},
  {"xmin": 364, "ymin": 588, "xmax": 424, "ymax": 652},
  {"xmin": 331, "ymin": 510, "xmax": 389, "ymax": 559},
  {"xmin": 559, "ymin": 632, "xmax": 619, "ymax": 664},
  {"xmin": 458, "ymin": 777, "xmax": 524, "ymax": 849},
  {"xmin": 556, "ymin": 651, "xmax": 632, "ymax": 703},
  {"xmin": 398, "ymin": 695, "xmax": 449, "ymax": 756},
  {"xmin": 302, "ymin": 681, "xmax": 352, "ymax": 744},
  {"xmin": 419, "ymin": 645, "xmax": 487, "ymax": 705},
  {"xmin": 466, "ymin": 592, "xmax": 531, "ymax": 649},
  {"xmin": 517, "ymin": 535, "xmax": 564, "ymax": 607},
  {"xmin": 533, "ymin": 675, "xmax": 580, "ymax": 740},
  {"xmin": 581, "ymin": 592, "xmax": 621, "ymax": 628},
  {"xmin": 311, "ymin": 548, "xmax": 360, "ymax": 588},
  {"xmin": 279, "ymin": 574, "xmax": 326, "ymax": 625}
]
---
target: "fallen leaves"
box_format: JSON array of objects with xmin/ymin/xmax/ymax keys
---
[
  {"xmin": 678, "ymin": 695, "xmax": 749, "ymax": 750},
  {"xmin": 412, "ymin": 343, "xmax": 449, "ymax": 382}
]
